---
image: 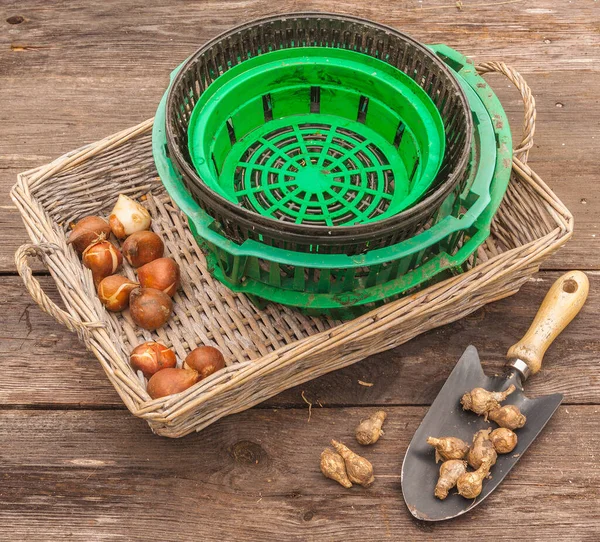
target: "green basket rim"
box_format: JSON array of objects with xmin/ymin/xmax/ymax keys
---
[{"xmin": 186, "ymin": 47, "xmax": 446, "ymax": 221}]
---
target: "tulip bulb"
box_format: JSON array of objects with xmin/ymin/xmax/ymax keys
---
[
  {"xmin": 68, "ymin": 216, "xmax": 111, "ymax": 254},
  {"xmin": 122, "ymin": 231, "xmax": 164, "ymax": 268},
  {"xmin": 129, "ymin": 287, "xmax": 173, "ymax": 330},
  {"xmin": 183, "ymin": 346, "xmax": 225, "ymax": 380},
  {"xmin": 82, "ymin": 241, "xmax": 122, "ymax": 286},
  {"xmin": 109, "ymin": 194, "xmax": 151, "ymax": 239},
  {"xmin": 97, "ymin": 275, "xmax": 138, "ymax": 311},
  {"xmin": 137, "ymin": 257, "xmax": 180, "ymax": 297},
  {"xmin": 130, "ymin": 341, "xmax": 177, "ymax": 378},
  {"xmin": 147, "ymin": 368, "xmax": 200, "ymax": 399}
]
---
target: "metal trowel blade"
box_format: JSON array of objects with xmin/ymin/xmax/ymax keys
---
[{"xmin": 401, "ymin": 345, "xmax": 562, "ymax": 521}]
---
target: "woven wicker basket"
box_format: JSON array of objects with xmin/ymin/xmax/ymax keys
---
[{"xmin": 11, "ymin": 62, "xmax": 572, "ymax": 437}]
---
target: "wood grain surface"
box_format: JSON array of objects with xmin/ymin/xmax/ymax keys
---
[
  {"xmin": 1, "ymin": 1, "xmax": 599, "ymax": 540},
  {"xmin": 0, "ymin": 407, "xmax": 598, "ymax": 541}
]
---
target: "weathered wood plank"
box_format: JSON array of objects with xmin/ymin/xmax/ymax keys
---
[
  {"xmin": 2, "ymin": 271, "xmax": 597, "ymax": 409},
  {"xmin": 1, "ymin": 0, "xmax": 598, "ymax": 74},
  {"xmin": 0, "ymin": 406, "xmax": 597, "ymax": 540}
]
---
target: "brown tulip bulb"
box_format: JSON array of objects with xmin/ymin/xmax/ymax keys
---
[
  {"xmin": 97, "ymin": 275, "xmax": 139, "ymax": 311},
  {"xmin": 130, "ymin": 341, "xmax": 177, "ymax": 378},
  {"xmin": 122, "ymin": 231, "xmax": 164, "ymax": 268},
  {"xmin": 82, "ymin": 241, "xmax": 123, "ymax": 286},
  {"xmin": 183, "ymin": 346, "xmax": 225, "ymax": 379},
  {"xmin": 137, "ymin": 257, "xmax": 180, "ymax": 297},
  {"xmin": 67, "ymin": 216, "xmax": 111, "ymax": 254},
  {"xmin": 129, "ymin": 287, "xmax": 173, "ymax": 330},
  {"xmin": 147, "ymin": 368, "xmax": 200, "ymax": 399}
]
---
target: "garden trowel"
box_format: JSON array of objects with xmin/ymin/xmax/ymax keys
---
[{"xmin": 401, "ymin": 271, "xmax": 589, "ymax": 521}]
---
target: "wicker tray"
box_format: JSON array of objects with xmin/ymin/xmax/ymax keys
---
[{"xmin": 12, "ymin": 62, "xmax": 572, "ymax": 437}]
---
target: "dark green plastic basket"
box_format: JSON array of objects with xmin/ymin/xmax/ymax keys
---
[
  {"xmin": 164, "ymin": 13, "xmax": 474, "ymax": 255},
  {"xmin": 153, "ymin": 42, "xmax": 512, "ymax": 319}
]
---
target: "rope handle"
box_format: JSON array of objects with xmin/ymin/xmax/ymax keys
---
[
  {"xmin": 476, "ymin": 61, "xmax": 536, "ymax": 162},
  {"xmin": 15, "ymin": 243, "xmax": 104, "ymax": 341}
]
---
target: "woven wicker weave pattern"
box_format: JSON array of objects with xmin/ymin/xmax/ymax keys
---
[{"xmin": 11, "ymin": 63, "xmax": 572, "ymax": 437}]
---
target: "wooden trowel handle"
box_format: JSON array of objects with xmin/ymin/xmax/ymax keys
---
[{"xmin": 507, "ymin": 271, "xmax": 589, "ymax": 376}]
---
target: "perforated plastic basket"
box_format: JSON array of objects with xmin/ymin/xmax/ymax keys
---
[
  {"xmin": 153, "ymin": 44, "xmax": 512, "ymax": 318},
  {"xmin": 165, "ymin": 13, "xmax": 473, "ymax": 255},
  {"xmin": 187, "ymin": 47, "xmax": 446, "ymax": 223}
]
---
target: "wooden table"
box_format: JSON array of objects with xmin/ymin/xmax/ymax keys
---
[{"xmin": 2, "ymin": 1, "xmax": 599, "ymax": 539}]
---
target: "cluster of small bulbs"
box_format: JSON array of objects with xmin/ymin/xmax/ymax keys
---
[{"xmin": 427, "ymin": 385, "xmax": 526, "ymax": 500}]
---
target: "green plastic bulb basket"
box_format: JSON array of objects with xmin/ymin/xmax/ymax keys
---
[
  {"xmin": 153, "ymin": 41, "xmax": 512, "ymax": 319},
  {"xmin": 165, "ymin": 13, "xmax": 474, "ymax": 255},
  {"xmin": 187, "ymin": 47, "xmax": 446, "ymax": 224}
]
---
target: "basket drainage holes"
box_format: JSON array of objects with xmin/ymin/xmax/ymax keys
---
[
  {"xmin": 310, "ymin": 86, "xmax": 321, "ymax": 113},
  {"xmin": 394, "ymin": 122, "xmax": 405, "ymax": 148},
  {"xmin": 262, "ymin": 93, "xmax": 273, "ymax": 121},
  {"xmin": 357, "ymin": 95, "xmax": 369, "ymax": 123},
  {"xmin": 226, "ymin": 118, "xmax": 236, "ymax": 145}
]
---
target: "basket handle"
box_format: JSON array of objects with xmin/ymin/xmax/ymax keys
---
[
  {"xmin": 15, "ymin": 243, "xmax": 104, "ymax": 341},
  {"xmin": 476, "ymin": 61, "xmax": 536, "ymax": 162}
]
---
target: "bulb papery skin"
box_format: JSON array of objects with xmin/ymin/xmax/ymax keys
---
[
  {"xmin": 183, "ymin": 346, "xmax": 225, "ymax": 380},
  {"xmin": 109, "ymin": 194, "xmax": 152, "ymax": 239},
  {"xmin": 331, "ymin": 439, "xmax": 375, "ymax": 488},
  {"xmin": 460, "ymin": 385, "xmax": 516, "ymax": 419},
  {"xmin": 122, "ymin": 231, "xmax": 164, "ymax": 267},
  {"xmin": 97, "ymin": 275, "xmax": 138, "ymax": 311},
  {"xmin": 147, "ymin": 368, "xmax": 200, "ymax": 399},
  {"xmin": 488, "ymin": 404, "xmax": 527, "ymax": 430},
  {"xmin": 130, "ymin": 342, "xmax": 177, "ymax": 378},
  {"xmin": 434, "ymin": 460, "xmax": 467, "ymax": 500},
  {"xmin": 137, "ymin": 257, "xmax": 180, "ymax": 297},
  {"xmin": 456, "ymin": 460, "xmax": 491, "ymax": 499},
  {"xmin": 82, "ymin": 241, "xmax": 123, "ymax": 286},
  {"xmin": 426, "ymin": 436, "xmax": 469, "ymax": 463},
  {"xmin": 320, "ymin": 448, "xmax": 353, "ymax": 488},
  {"xmin": 129, "ymin": 287, "xmax": 173, "ymax": 330},
  {"xmin": 68, "ymin": 216, "xmax": 111, "ymax": 254}
]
